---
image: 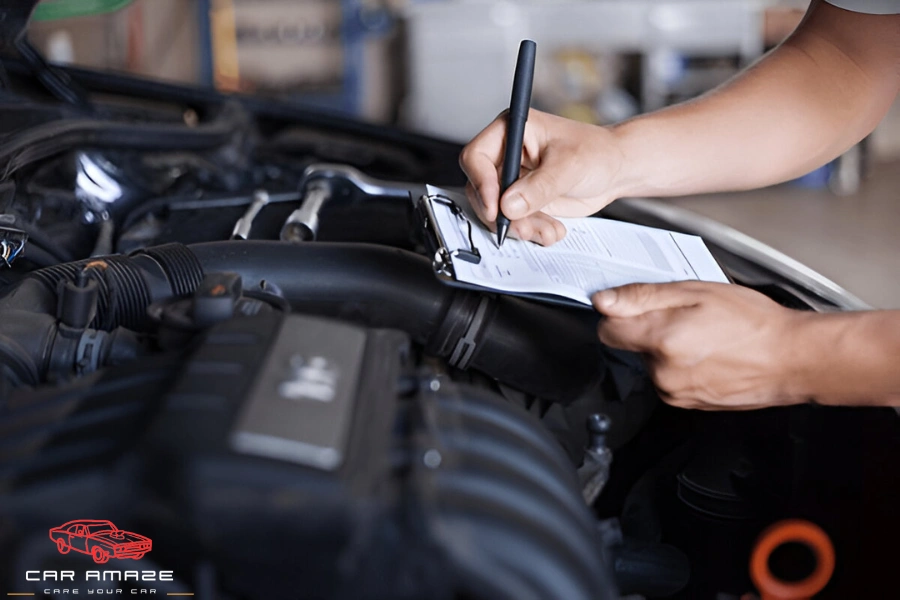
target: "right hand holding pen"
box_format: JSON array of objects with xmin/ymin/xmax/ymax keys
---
[{"xmin": 460, "ymin": 109, "xmax": 626, "ymax": 246}]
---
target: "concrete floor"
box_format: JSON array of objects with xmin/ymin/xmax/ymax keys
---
[{"xmin": 669, "ymin": 160, "xmax": 900, "ymax": 309}]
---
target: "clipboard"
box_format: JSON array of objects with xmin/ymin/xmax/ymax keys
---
[{"xmin": 415, "ymin": 192, "xmax": 591, "ymax": 310}]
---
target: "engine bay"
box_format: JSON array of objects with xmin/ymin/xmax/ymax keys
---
[{"xmin": 1, "ymin": 53, "xmax": 899, "ymax": 599}]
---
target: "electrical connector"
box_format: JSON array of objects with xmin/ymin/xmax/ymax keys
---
[{"xmin": 0, "ymin": 223, "xmax": 28, "ymax": 268}]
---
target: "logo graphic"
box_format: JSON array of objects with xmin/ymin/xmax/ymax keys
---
[
  {"xmin": 278, "ymin": 355, "xmax": 339, "ymax": 402},
  {"xmin": 49, "ymin": 519, "xmax": 152, "ymax": 564}
]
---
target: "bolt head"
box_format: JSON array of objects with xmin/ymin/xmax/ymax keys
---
[
  {"xmin": 588, "ymin": 413, "xmax": 612, "ymax": 434},
  {"xmin": 423, "ymin": 449, "xmax": 442, "ymax": 469}
]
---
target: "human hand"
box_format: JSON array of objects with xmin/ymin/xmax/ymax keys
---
[
  {"xmin": 593, "ymin": 282, "xmax": 811, "ymax": 410},
  {"xmin": 459, "ymin": 109, "xmax": 626, "ymax": 246}
]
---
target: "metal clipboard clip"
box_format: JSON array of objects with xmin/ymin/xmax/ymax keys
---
[{"xmin": 417, "ymin": 193, "xmax": 482, "ymax": 280}]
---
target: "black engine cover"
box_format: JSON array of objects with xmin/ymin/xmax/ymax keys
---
[
  {"xmin": 142, "ymin": 312, "xmax": 417, "ymax": 598},
  {"xmin": 2, "ymin": 312, "xmax": 615, "ymax": 600}
]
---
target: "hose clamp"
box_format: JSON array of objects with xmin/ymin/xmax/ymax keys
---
[{"xmin": 448, "ymin": 296, "xmax": 491, "ymax": 370}]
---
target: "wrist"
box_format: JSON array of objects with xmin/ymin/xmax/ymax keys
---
[
  {"xmin": 606, "ymin": 122, "xmax": 642, "ymax": 200},
  {"xmin": 607, "ymin": 118, "xmax": 663, "ymax": 200},
  {"xmin": 780, "ymin": 311, "xmax": 848, "ymax": 407}
]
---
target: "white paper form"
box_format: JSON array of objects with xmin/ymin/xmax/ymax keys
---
[{"xmin": 425, "ymin": 185, "xmax": 729, "ymax": 306}]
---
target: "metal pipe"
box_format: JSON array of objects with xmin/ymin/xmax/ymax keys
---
[
  {"xmin": 279, "ymin": 182, "xmax": 329, "ymax": 242},
  {"xmin": 231, "ymin": 189, "xmax": 270, "ymax": 240},
  {"xmin": 280, "ymin": 163, "xmax": 414, "ymax": 242}
]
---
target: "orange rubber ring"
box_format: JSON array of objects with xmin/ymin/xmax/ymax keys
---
[{"xmin": 750, "ymin": 519, "xmax": 835, "ymax": 600}]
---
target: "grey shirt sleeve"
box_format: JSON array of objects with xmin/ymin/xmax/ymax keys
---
[{"xmin": 825, "ymin": 0, "xmax": 900, "ymax": 14}]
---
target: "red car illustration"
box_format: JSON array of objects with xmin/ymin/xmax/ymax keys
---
[{"xmin": 49, "ymin": 520, "xmax": 151, "ymax": 564}]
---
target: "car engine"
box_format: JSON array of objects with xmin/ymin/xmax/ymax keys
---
[{"xmin": 1, "ymin": 45, "xmax": 898, "ymax": 600}]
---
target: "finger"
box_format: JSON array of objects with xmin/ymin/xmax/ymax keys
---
[
  {"xmin": 465, "ymin": 182, "xmax": 493, "ymax": 229},
  {"xmin": 592, "ymin": 282, "xmax": 707, "ymax": 318},
  {"xmin": 597, "ymin": 313, "xmax": 667, "ymax": 354},
  {"xmin": 499, "ymin": 163, "xmax": 561, "ymax": 220},
  {"xmin": 663, "ymin": 393, "xmax": 772, "ymax": 412},
  {"xmin": 459, "ymin": 114, "xmax": 508, "ymax": 222},
  {"xmin": 525, "ymin": 212, "xmax": 568, "ymax": 246},
  {"xmin": 510, "ymin": 218, "xmax": 534, "ymax": 243},
  {"xmin": 519, "ymin": 109, "xmax": 547, "ymax": 171},
  {"xmin": 499, "ymin": 142, "xmax": 584, "ymax": 220},
  {"xmin": 665, "ymin": 397, "xmax": 704, "ymax": 410},
  {"xmin": 650, "ymin": 364, "xmax": 692, "ymax": 401}
]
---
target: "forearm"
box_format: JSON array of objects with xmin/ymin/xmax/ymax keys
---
[
  {"xmin": 609, "ymin": 2, "xmax": 899, "ymax": 199},
  {"xmin": 789, "ymin": 311, "xmax": 900, "ymax": 407}
]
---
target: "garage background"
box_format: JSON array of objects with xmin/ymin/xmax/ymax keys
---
[{"xmin": 28, "ymin": 0, "xmax": 900, "ymax": 308}]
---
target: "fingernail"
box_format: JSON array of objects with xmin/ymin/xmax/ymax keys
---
[
  {"xmin": 505, "ymin": 194, "xmax": 526, "ymax": 215},
  {"xmin": 595, "ymin": 289, "xmax": 617, "ymax": 309}
]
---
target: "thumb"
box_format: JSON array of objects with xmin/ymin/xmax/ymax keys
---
[
  {"xmin": 500, "ymin": 156, "xmax": 572, "ymax": 220},
  {"xmin": 593, "ymin": 282, "xmax": 704, "ymax": 318}
]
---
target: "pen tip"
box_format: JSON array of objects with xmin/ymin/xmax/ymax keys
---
[{"xmin": 496, "ymin": 222, "xmax": 510, "ymax": 246}]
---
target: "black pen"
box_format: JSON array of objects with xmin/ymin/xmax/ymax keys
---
[{"xmin": 497, "ymin": 39, "xmax": 537, "ymax": 247}]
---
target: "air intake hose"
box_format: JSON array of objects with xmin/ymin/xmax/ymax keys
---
[
  {"xmin": 0, "ymin": 242, "xmax": 603, "ymax": 402},
  {"xmin": 0, "ymin": 244, "xmax": 201, "ymax": 384},
  {"xmin": 189, "ymin": 241, "xmax": 604, "ymax": 402}
]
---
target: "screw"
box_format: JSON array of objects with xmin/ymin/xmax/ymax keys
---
[
  {"xmin": 423, "ymin": 449, "xmax": 442, "ymax": 469},
  {"xmin": 587, "ymin": 413, "xmax": 612, "ymax": 451}
]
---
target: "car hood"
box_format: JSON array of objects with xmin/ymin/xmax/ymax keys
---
[
  {"xmin": 0, "ymin": 1, "xmax": 40, "ymax": 51},
  {"xmin": 93, "ymin": 531, "xmax": 149, "ymax": 545}
]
